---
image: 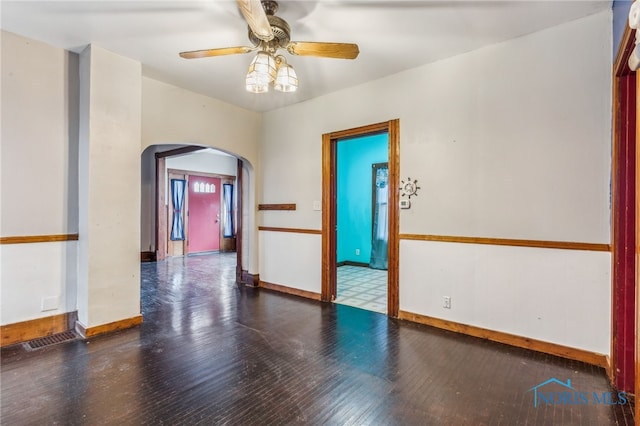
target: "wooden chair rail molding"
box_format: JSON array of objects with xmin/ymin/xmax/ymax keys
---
[
  {"xmin": 258, "ymin": 226, "xmax": 322, "ymax": 235},
  {"xmin": 258, "ymin": 204, "xmax": 296, "ymax": 211},
  {"xmin": 0, "ymin": 234, "xmax": 79, "ymax": 245},
  {"xmin": 399, "ymin": 234, "xmax": 611, "ymax": 252}
]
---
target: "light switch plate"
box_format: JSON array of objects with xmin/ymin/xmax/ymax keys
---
[{"xmin": 313, "ymin": 200, "xmax": 322, "ymax": 211}]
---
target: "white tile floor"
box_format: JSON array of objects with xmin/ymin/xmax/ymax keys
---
[{"xmin": 335, "ymin": 265, "xmax": 387, "ymax": 314}]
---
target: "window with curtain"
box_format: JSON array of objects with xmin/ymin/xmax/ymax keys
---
[
  {"xmin": 170, "ymin": 178, "xmax": 186, "ymax": 241},
  {"xmin": 222, "ymin": 183, "xmax": 234, "ymax": 238}
]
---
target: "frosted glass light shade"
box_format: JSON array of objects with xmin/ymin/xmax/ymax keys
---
[
  {"xmin": 274, "ymin": 64, "xmax": 298, "ymax": 92},
  {"xmin": 245, "ymin": 71, "xmax": 270, "ymax": 93},
  {"xmin": 245, "ymin": 52, "xmax": 277, "ymax": 93},
  {"xmin": 248, "ymin": 52, "xmax": 276, "ymax": 79}
]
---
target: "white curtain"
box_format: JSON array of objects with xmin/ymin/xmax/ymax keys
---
[
  {"xmin": 222, "ymin": 183, "xmax": 234, "ymax": 238},
  {"xmin": 170, "ymin": 179, "xmax": 186, "ymax": 241},
  {"xmin": 369, "ymin": 166, "xmax": 388, "ymax": 270}
]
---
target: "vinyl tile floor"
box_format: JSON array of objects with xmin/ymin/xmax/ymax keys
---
[{"xmin": 335, "ymin": 265, "xmax": 387, "ymax": 314}]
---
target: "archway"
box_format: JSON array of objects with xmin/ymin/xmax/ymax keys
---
[{"xmin": 140, "ymin": 144, "xmax": 257, "ymax": 285}]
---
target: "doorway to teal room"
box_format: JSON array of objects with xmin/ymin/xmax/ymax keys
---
[
  {"xmin": 321, "ymin": 119, "xmax": 400, "ymax": 317},
  {"xmin": 335, "ymin": 133, "xmax": 389, "ymax": 313}
]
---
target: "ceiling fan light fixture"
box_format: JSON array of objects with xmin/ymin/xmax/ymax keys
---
[
  {"xmin": 181, "ymin": 1, "xmax": 360, "ymax": 96},
  {"xmin": 245, "ymin": 70, "xmax": 270, "ymax": 93},
  {"xmin": 245, "ymin": 51, "xmax": 277, "ymax": 93},
  {"xmin": 247, "ymin": 51, "xmax": 276, "ymax": 81},
  {"xmin": 274, "ymin": 59, "xmax": 298, "ymax": 93}
]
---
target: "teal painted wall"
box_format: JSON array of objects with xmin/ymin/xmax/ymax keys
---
[{"xmin": 337, "ymin": 133, "xmax": 388, "ymax": 263}]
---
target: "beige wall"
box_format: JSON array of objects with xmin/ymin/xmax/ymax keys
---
[
  {"xmin": 141, "ymin": 78, "xmax": 260, "ymax": 167},
  {"xmin": 1, "ymin": 31, "xmax": 78, "ymax": 236},
  {"xmin": 77, "ymin": 45, "xmax": 142, "ymax": 328}
]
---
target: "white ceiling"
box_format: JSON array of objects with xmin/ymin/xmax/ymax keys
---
[{"xmin": 1, "ymin": 1, "xmax": 611, "ymax": 112}]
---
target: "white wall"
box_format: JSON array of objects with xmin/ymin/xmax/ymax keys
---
[
  {"xmin": 0, "ymin": 35, "xmax": 264, "ymax": 326},
  {"xmin": 259, "ymin": 232, "xmax": 322, "ymax": 294},
  {"xmin": 259, "ymin": 12, "xmax": 612, "ymax": 354},
  {"xmin": 400, "ymin": 240, "xmax": 611, "ymax": 353},
  {"xmin": 1, "ymin": 243, "xmax": 78, "ymax": 324},
  {"xmin": 166, "ymin": 150, "xmax": 237, "ymax": 177},
  {"xmin": 1, "ymin": 31, "xmax": 79, "ymax": 324},
  {"xmin": 0, "ymin": 12, "xmax": 613, "ymax": 354}
]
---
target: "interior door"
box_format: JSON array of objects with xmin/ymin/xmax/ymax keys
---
[{"xmin": 188, "ymin": 175, "xmax": 221, "ymax": 253}]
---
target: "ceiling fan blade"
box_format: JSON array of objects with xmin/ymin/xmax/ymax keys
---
[
  {"xmin": 236, "ymin": 0, "xmax": 274, "ymax": 42},
  {"xmin": 287, "ymin": 42, "xmax": 360, "ymax": 59},
  {"xmin": 179, "ymin": 46, "xmax": 255, "ymax": 59}
]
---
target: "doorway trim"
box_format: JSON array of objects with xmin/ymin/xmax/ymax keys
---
[
  {"xmin": 321, "ymin": 119, "xmax": 400, "ymax": 317},
  {"xmin": 154, "ymin": 147, "xmax": 245, "ymax": 282},
  {"xmin": 163, "ymin": 168, "xmax": 235, "ymax": 256},
  {"xmin": 155, "ymin": 146, "xmax": 204, "ymax": 261},
  {"xmin": 612, "ymin": 22, "xmax": 639, "ymax": 414},
  {"xmin": 612, "ymin": 23, "xmax": 639, "ymax": 406}
]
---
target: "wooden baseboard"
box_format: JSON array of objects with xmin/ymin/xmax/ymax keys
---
[
  {"xmin": 240, "ymin": 270, "xmax": 259, "ymax": 286},
  {"xmin": 1, "ymin": 311, "xmax": 78, "ymax": 347},
  {"xmin": 259, "ymin": 281, "xmax": 322, "ymax": 301},
  {"xmin": 336, "ymin": 261, "xmax": 370, "ymax": 268},
  {"xmin": 606, "ymin": 355, "xmax": 614, "ymax": 385},
  {"xmin": 258, "ymin": 226, "xmax": 322, "ymax": 235},
  {"xmin": 398, "ymin": 310, "xmax": 608, "ymax": 368},
  {"xmin": 140, "ymin": 251, "xmax": 156, "ymax": 262},
  {"xmin": 75, "ymin": 315, "xmax": 143, "ymax": 339}
]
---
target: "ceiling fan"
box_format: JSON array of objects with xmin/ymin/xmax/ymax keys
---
[{"xmin": 179, "ymin": 0, "xmax": 360, "ymax": 93}]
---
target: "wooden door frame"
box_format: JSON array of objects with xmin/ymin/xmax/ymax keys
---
[
  {"xmin": 321, "ymin": 119, "xmax": 400, "ymax": 317},
  {"xmin": 169, "ymin": 169, "xmax": 234, "ymax": 255},
  {"xmin": 236, "ymin": 158, "xmax": 244, "ymax": 283},
  {"xmin": 636, "ymin": 73, "xmax": 640, "ymax": 423},
  {"xmin": 155, "ymin": 146, "xmax": 204, "ymax": 261},
  {"xmin": 155, "ymin": 147, "xmax": 244, "ymax": 281},
  {"xmin": 612, "ymin": 24, "xmax": 639, "ymax": 413}
]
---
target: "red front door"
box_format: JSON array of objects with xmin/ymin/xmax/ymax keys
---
[{"xmin": 188, "ymin": 175, "xmax": 221, "ymax": 253}]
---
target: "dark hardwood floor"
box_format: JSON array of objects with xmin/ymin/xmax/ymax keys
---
[{"xmin": 1, "ymin": 253, "xmax": 635, "ymax": 425}]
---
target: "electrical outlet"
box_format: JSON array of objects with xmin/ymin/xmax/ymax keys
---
[
  {"xmin": 443, "ymin": 296, "xmax": 451, "ymax": 309},
  {"xmin": 355, "ymin": 249, "xmax": 360, "ymax": 256}
]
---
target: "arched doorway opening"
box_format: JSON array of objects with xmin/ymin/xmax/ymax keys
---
[{"xmin": 140, "ymin": 144, "xmax": 256, "ymax": 285}]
